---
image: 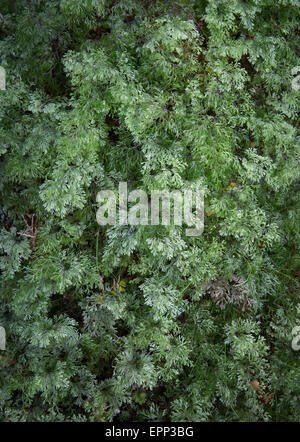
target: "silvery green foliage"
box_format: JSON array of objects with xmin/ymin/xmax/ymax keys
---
[
  {"xmin": 0, "ymin": 0, "xmax": 299, "ymax": 422},
  {"xmin": 0, "ymin": 228, "xmax": 31, "ymax": 279}
]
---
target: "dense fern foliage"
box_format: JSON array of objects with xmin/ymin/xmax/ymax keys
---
[{"xmin": 0, "ymin": 0, "xmax": 299, "ymax": 422}]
